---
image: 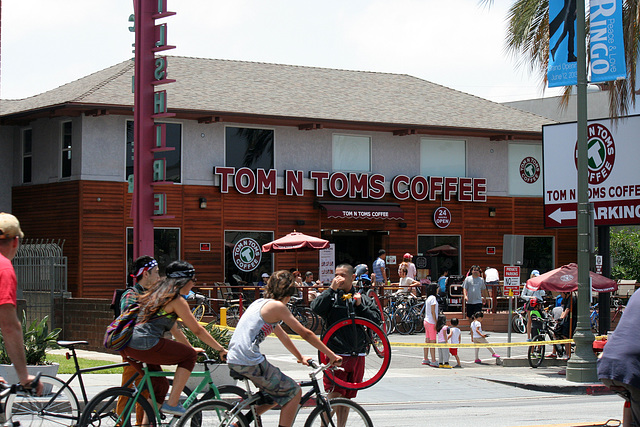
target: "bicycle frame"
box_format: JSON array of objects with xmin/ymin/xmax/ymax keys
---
[
  {"xmin": 30, "ymin": 344, "xmax": 133, "ymax": 424},
  {"xmin": 117, "ymin": 363, "xmax": 225, "ymax": 425}
]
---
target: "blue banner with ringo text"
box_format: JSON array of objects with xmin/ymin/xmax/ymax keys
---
[
  {"xmin": 547, "ymin": 0, "xmax": 578, "ymax": 87},
  {"xmin": 589, "ymin": 0, "xmax": 626, "ymax": 83}
]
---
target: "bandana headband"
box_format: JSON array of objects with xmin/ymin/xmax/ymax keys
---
[
  {"xmin": 167, "ymin": 268, "xmax": 196, "ymax": 279},
  {"xmin": 132, "ymin": 259, "xmax": 158, "ymax": 278}
]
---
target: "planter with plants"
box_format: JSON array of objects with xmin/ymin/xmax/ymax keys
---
[
  {"xmin": 181, "ymin": 321, "xmax": 234, "ymax": 390},
  {"xmin": 0, "ymin": 311, "xmax": 62, "ymax": 384}
]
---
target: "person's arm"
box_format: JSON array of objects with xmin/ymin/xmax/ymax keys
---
[
  {"xmin": 382, "ymin": 265, "xmax": 388, "ymax": 283},
  {"xmin": 481, "ymin": 280, "xmax": 490, "ymax": 298},
  {"xmin": 0, "ymin": 304, "xmax": 42, "ymax": 392},
  {"xmin": 170, "ymin": 323, "xmax": 191, "ymax": 347},
  {"xmin": 430, "ymin": 301, "xmax": 437, "ymax": 322},
  {"xmin": 265, "ymin": 302, "xmax": 341, "ymax": 365},
  {"xmin": 310, "ymin": 287, "xmax": 335, "ymax": 317},
  {"xmin": 463, "ymin": 283, "xmax": 469, "ymax": 301},
  {"xmin": 168, "ymin": 297, "xmax": 227, "ymax": 357}
]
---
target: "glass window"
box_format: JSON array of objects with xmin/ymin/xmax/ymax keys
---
[
  {"xmin": 224, "ymin": 231, "xmax": 273, "ymax": 284},
  {"xmin": 126, "ymin": 228, "xmax": 180, "ymax": 279},
  {"xmin": 522, "ymin": 236, "xmax": 554, "ymax": 281},
  {"xmin": 225, "ymin": 127, "xmax": 274, "ymax": 170},
  {"xmin": 420, "ymin": 138, "xmax": 466, "ymax": 177},
  {"xmin": 417, "ymin": 235, "xmax": 461, "ymax": 279},
  {"xmin": 22, "ymin": 129, "xmax": 32, "ymax": 184},
  {"xmin": 61, "ymin": 121, "xmax": 72, "ymax": 178},
  {"xmin": 125, "ymin": 121, "xmax": 182, "ymax": 183},
  {"xmin": 332, "ymin": 135, "xmax": 370, "ymax": 172}
]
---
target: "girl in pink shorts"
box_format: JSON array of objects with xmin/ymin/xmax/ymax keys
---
[{"xmin": 422, "ymin": 284, "xmax": 439, "ymax": 367}]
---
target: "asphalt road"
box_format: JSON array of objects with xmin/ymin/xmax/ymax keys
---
[{"xmin": 61, "ymin": 330, "xmax": 622, "ymax": 426}]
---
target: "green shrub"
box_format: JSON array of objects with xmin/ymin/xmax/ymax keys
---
[
  {"xmin": 0, "ymin": 311, "xmax": 61, "ymax": 366},
  {"xmin": 181, "ymin": 321, "xmax": 231, "ymax": 363}
]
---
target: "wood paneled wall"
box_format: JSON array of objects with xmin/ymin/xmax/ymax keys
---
[{"xmin": 13, "ymin": 182, "xmax": 576, "ymax": 299}]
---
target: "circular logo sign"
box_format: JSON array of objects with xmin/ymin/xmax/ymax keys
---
[
  {"xmin": 574, "ymin": 123, "xmax": 616, "ymax": 185},
  {"xmin": 433, "ymin": 207, "xmax": 451, "ymax": 229},
  {"xmin": 232, "ymin": 238, "xmax": 262, "ymax": 272},
  {"xmin": 519, "ymin": 156, "xmax": 540, "ymax": 184},
  {"xmin": 560, "ymin": 274, "xmax": 574, "ymax": 282}
]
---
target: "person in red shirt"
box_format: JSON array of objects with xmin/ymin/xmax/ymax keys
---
[{"xmin": 0, "ymin": 213, "xmax": 42, "ymax": 394}]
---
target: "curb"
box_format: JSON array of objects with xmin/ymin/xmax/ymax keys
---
[{"xmin": 477, "ymin": 377, "xmax": 614, "ymax": 395}]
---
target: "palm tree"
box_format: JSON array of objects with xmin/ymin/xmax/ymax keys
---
[{"xmin": 480, "ymin": 0, "xmax": 639, "ymax": 117}]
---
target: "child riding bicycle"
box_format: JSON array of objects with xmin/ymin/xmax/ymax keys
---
[{"xmin": 227, "ymin": 270, "xmax": 341, "ymax": 427}]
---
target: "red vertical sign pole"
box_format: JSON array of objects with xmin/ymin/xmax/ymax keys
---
[
  {"xmin": 133, "ymin": 0, "xmax": 155, "ymax": 258},
  {"xmin": 132, "ymin": 0, "xmax": 176, "ymax": 259}
]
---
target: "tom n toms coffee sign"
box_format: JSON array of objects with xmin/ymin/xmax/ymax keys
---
[
  {"xmin": 214, "ymin": 167, "xmax": 487, "ymax": 203},
  {"xmin": 232, "ymin": 238, "xmax": 262, "ymax": 272}
]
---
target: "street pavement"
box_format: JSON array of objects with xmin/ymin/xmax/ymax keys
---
[{"xmin": 52, "ymin": 329, "xmax": 621, "ymax": 426}]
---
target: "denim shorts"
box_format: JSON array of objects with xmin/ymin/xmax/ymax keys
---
[{"xmin": 229, "ymin": 359, "xmax": 300, "ymax": 406}]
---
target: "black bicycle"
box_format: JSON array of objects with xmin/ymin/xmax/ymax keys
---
[
  {"xmin": 176, "ymin": 360, "xmax": 373, "ymax": 427},
  {"xmin": 527, "ymin": 314, "xmax": 569, "ymax": 368}
]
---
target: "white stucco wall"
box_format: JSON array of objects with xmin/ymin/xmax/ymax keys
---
[{"xmin": 8, "ymin": 115, "xmax": 543, "ymax": 198}]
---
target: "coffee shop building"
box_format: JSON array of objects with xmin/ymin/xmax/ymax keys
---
[{"xmin": 0, "ymin": 57, "xmax": 577, "ymax": 302}]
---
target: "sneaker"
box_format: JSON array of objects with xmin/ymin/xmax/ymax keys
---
[
  {"xmin": 474, "ymin": 359, "xmax": 482, "ymax": 364},
  {"xmin": 421, "ymin": 359, "xmax": 429, "ymax": 365},
  {"xmin": 430, "ymin": 361, "xmax": 439, "ymax": 368},
  {"xmin": 547, "ymin": 354, "xmax": 557, "ymax": 358},
  {"xmin": 492, "ymin": 354, "xmax": 501, "ymax": 358},
  {"xmin": 442, "ymin": 364, "xmax": 452, "ymax": 369},
  {"xmin": 161, "ymin": 402, "xmax": 186, "ymax": 416},
  {"xmin": 453, "ymin": 364, "xmax": 463, "ymax": 368}
]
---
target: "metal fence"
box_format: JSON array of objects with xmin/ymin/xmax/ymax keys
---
[{"xmin": 13, "ymin": 239, "xmax": 68, "ymax": 329}]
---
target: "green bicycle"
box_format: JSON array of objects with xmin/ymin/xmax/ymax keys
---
[{"xmin": 79, "ymin": 355, "xmax": 246, "ymax": 427}]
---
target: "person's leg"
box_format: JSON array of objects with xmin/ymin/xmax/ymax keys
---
[
  {"xmin": 278, "ymin": 389, "xmax": 302, "ymax": 427},
  {"xmin": 526, "ymin": 313, "xmax": 532, "ymax": 340},
  {"xmin": 473, "ymin": 338, "xmax": 480, "ymax": 360}
]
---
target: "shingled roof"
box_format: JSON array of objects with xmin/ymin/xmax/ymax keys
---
[{"xmin": 0, "ymin": 56, "xmax": 553, "ymax": 134}]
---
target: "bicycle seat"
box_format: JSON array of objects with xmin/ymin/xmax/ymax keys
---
[
  {"xmin": 57, "ymin": 340, "xmax": 89, "ymax": 348},
  {"xmin": 229, "ymin": 369, "xmax": 247, "ymax": 381}
]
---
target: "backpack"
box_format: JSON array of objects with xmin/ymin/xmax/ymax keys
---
[
  {"xmin": 104, "ymin": 303, "xmax": 139, "ymax": 351},
  {"xmin": 110, "ymin": 287, "xmax": 131, "ymax": 318}
]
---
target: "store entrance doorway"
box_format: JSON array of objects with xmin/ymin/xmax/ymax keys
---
[{"xmin": 321, "ymin": 230, "xmax": 386, "ymax": 270}]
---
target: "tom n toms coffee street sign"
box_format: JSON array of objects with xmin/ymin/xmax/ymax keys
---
[
  {"xmin": 233, "ymin": 238, "xmax": 262, "ymax": 272},
  {"xmin": 543, "ymin": 116, "xmax": 640, "ymax": 228}
]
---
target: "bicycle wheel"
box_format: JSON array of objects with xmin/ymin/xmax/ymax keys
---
[
  {"xmin": 177, "ymin": 399, "xmax": 248, "ymax": 427},
  {"xmin": 512, "ymin": 314, "xmax": 526, "ymax": 334},
  {"xmin": 366, "ymin": 289, "xmax": 385, "ymax": 334},
  {"xmin": 79, "ymin": 387, "xmax": 156, "ymax": 427},
  {"xmin": 5, "ymin": 374, "xmax": 80, "ymax": 427},
  {"xmin": 320, "ymin": 317, "xmax": 391, "ymax": 390},
  {"xmin": 393, "ymin": 307, "xmax": 414, "ymax": 335},
  {"xmin": 382, "ymin": 307, "xmax": 394, "ymax": 335},
  {"xmin": 192, "ymin": 304, "xmax": 206, "ymax": 322},
  {"xmin": 411, "ymin": 304, "xmax": 425, "ymax": 333},
  {"xmin": 528, "ymin": 334, "xmax": 546, "ymax": 368},
  {"xmin": 226, "ymin": 305, "xmax": 241, "ymax": 327},
  {"xmin": 304, "ymin": 397, "xmax": 373, "ymax": 427}
]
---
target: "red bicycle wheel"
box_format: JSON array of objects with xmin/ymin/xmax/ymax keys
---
[
  {"xmin": 319, "ymin": 317, "xmax": 391, "ymax": 390},
  {"xmin": 366, "ymin": 289, "xmax": 386, "ymax": 334}
]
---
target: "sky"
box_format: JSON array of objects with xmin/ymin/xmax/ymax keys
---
[{"xmin": 0, "ymin": 0, "xmax": 565, "ymax": 103}]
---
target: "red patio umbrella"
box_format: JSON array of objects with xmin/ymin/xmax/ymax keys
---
[
  {"xmin": 525, "ymin": 263, "xmax": 618, "ymax": 293},
  {"xmin": 426, "ymin": 244, "xmax": 458, "ymax": 257},
  {"xmin": 262, "ymin": 231, "xmax": 330, "ymax": 269}
]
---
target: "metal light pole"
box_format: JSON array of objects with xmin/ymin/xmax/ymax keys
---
[{"xmin": 566, "ymin": 0, "xmax": 598, "ymax": 382}]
